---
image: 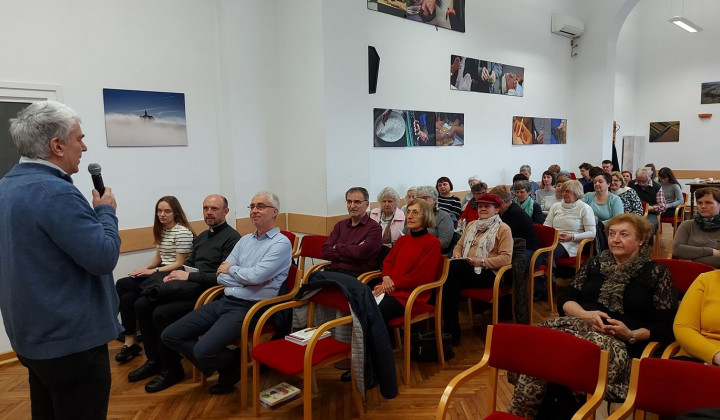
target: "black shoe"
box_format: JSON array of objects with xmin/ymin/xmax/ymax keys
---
[
  {"xmin": 115, "ymin": 344, "xmax": 142, "ymax": 364},
  {"xmin": 340, "ymin": 370, "xmax": 351, "ymax": 382},
  {"xmin": 145, "ymin": 369, "xmax": 185, "ymax": 393},
  {"xmin": 209, "ymin": 350, "xmax": 241, "ymax": 395},
  {"xmin": 128, "ymin": 360, "xmax": 160, "ymax": 382}
]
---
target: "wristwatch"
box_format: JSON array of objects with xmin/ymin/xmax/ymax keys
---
[{"xmin": 628, "ymin": 330, "xmax": 637, "ymax": 344}]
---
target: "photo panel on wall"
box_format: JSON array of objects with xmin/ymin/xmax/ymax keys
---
[
  {"xmin": 367, "ymin": 0, "xmax": 465, "ymax": 32},
  {"xmin": 451, "ymin": 55, "xmax": 524, "ymax": 97},
  {"xmin": 373, "ymin": 108, "xmax": 463, "ymax": 147},
  {"xmin": 512, "ymin": 116, "xmax": 566, "ymax": 145}
]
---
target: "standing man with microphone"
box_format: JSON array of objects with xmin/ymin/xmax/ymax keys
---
[{"xmin": 0, "ymin": 101, "xmax": 121, "ymax": 420}]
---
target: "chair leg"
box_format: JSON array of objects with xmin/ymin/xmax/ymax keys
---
[
  {"xmin": 240, "ymin": 345, "xmax": 249, "ymax": 408},
  {"xmin": 253, "ymin": 360, "xmax": 261, "ymax": 416},
  {"xmin": 435, "ymin": 314, "xmax": 445, "ymax": 367},
  {"xmin": 394, "ymin": 328, "xmax": 402, "ymax": 350},
  {"xmin": 467, "ymin": 297, "xmax": 474, "ymax": 326},
  {"xmin": 311, "ymin": 372, "xmax": 319, "ymax": 394},
  {"xmin": 304, "ymin": 369, "xmax": 314, "ymax": 420},
  {"xmin": 350, "ymin": 368, "xmax": 365, "ymax": 418},
  {"xmin": 546, "ymin": 272, "xmax": 555, "ymax": 315},
  {"xmin": 528, "ymin": 273, "xmax": 535, "ymax": 325},
  {"xmin": 404, "ymin": 323, "xmax": 412, "ymax": 385}
]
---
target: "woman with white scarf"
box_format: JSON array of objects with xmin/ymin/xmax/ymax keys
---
[
  {"xmin": 442, "ymin": 193, "xmax": 513, "ymax": 346},
  {"xmin": 544, "ymin": 180, "xmax": 596, "ymax": 260},
  {"xmin": 609, "ymin": 171, "xmax": 644, "ymax": 215}
]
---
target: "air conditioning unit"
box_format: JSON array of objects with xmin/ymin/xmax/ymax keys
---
[{"xmin": 551, "ymin": 13, "xmax": 585, "ymax": 38}]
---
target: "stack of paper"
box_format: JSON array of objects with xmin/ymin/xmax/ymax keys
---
[
  {"xmin": 259, "ymin": 382, "xmax": 301, "ymax": 408},
  {"xmin": 285, "ymin": 327, "xmax": 331, "ymax": 346}
]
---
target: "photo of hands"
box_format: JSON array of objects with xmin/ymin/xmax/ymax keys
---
[
  {"xmin": 451, "ymin": 55, "xmax": 524, "ymax": 97},
  {"xmin": 512, "ymin": 116, "xmax": 567, "ymax": 145}
]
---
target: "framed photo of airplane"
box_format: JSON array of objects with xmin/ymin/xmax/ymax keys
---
[{"xmin": 102, "ymin": 88, "xmax": 188, "ymax": 147}]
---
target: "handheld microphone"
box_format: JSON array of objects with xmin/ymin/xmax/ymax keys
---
[{"xmin": 87, "ymin": 163, "xmax": 105, "ymax": 197}]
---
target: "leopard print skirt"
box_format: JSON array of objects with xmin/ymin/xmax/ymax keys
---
[{"xmin": 507, "ymin": 316, "xmax": 631, "ymax": 419}]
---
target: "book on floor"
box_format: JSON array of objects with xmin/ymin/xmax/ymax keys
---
[
  {"xmin": 285, "ymin": 327, "xmax": 331, "ymax": 346},
  {"xmin": 259, "ymin": 382, "xmax": 301, "ymax": 408}
]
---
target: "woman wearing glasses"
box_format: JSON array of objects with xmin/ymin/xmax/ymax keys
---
[
  {"xmin": 115, "ymin": 196, "xmax": 195, "ymax": 364},
  {"xmin": 373, "ymin": 198, "xmax": 442, "ymax": 324}
]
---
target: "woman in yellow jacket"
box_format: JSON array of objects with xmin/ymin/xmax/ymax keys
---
[{"xmin": 673, "ymin": 270, "xmax": 720, "ymax": 365}]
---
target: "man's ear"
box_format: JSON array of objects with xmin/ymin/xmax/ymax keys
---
[
  {"xmin": 223, "ymin": 207, "xmax": 229, "ymax": 216},
  {"xmin": 48, "ymin": 137, "xmax": 64, "ymax": 157}
]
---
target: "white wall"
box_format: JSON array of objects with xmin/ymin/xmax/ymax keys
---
[
  {"xmin": 0, "ymin": 0, "xmax": 224, "ymax": 353},
  {"xmin": 321, "ymin": 0, "xmax": 580, "ymax": 214},
  {"xmin": 617, "ymin": 0, "xmax": 720, "ymax": 172}
]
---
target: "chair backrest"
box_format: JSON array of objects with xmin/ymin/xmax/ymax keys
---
[
  {"xmin": 299, "ymin": 235, "xmax": 327, "ymax": 260},
  {"xmin": 632, "ymin": 357, "xmax": 720, "ymax": 417},
  {"xmin": 653, "ymin": 258, "xmax": 715, "ymax": 293},
  {"xmin": 285, "ymin": 264, "xmax": 300, "ymax": 294},
  {"xmin": 280, "ymin": 230, "xmax": 297, "ymax": 246},
  {"xmin": 682, "ymin": 191, "xmax": 688, "ymax": 205},
  {"xmin": 487, "ymin": 324, "xmax": 603, "ymax": 395},
  {"xmin": 570, "ymin": 172, "xmax": 577, "ymax": 180},
  {"xmin": 641, "ymin": 201, "xmax": 649, "ymax": 217},
  {"xmin": 533, "ymin": 224, "xmax": 558, "ymax": 248},
  {"xmin": 298, "ymin": 235, "xmax": 329, "ymax": 272}
]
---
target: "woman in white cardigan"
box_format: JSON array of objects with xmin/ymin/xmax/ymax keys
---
[{"xmin": 544, "ymin": 180, "xmax": 596, "ymax": 260}]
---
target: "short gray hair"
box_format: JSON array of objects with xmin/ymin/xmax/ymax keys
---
[
  {"xmin": 9, "ymin": 101, "xmax": 81, "ymax": 159},
  {"xmin": 415, "ymin": 185, "xmax": 438, "ymax": 200},
  {"xmin": 563, "ymin": 180, "xmax": 584, "ymax": 201},
  {"xmin": 636, "ymin": 167, "xmax": 651, "ymax": 179},
  {"xmin": 513, "ymin": 180, "xmax": 531, "ymax": 193},
  {"xmin": 255, "ymin": 191, "xmax": 280, "ymax": 210},
  {"xmin": 468, "ymin": 175, "xmax": 480, "ymax": 184},
  {"xmin": 519, "ymin": 164, "xmax": 532, "ymax": 174},
  {"xmin": 376, "ymin": 187, "xmax": 400, "ymax": 203}
]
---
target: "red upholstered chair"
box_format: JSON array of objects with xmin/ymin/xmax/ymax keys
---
[
  {"xmin": 191, "ymin": 265, "xmax": 304, "ymax": 408},
  {"xmin": 640, "ymin": 201, "xmax": 650, "ymax": 218},
  {"xmin": 555, "ymin": 238, "xmax": 594, "ymax": 280},
  {"xmin": 362, "ymin": 257, "xmax": 450, "ymax": 385},
  {"xmin": 250, "ymin": 286, "xmax": 363, "ymax": 419},
  {"xmin": 651, "ymin": 258, "xmax": 714, "ymax": 359},
  {"xmin": 280, "ymin": 230, "xmax": 301, "ymax": 259},
  {"xmin": 607, "ymin": 357, "xmax": 720, "ymax": 420},
  {"xmin": 658, "ymin": 192, "xmax": 687, "ymax": 237},
  {"xmin": 436, "ymin": 324, "xmax": 609, "ymax": 420},
  {"xmin": 297, "ymin": 234, "xmax": 330, "ymax": 275},
  {"xmin": 462, "ymin": 264, "xmax": 513, "ymax": 326},
  {"xmin": 528, "ymin": 224, "xmax": 559, "ymax": 322},
  {"xmin": 570, "ymin": 172, "xmax": 577, "ymax": 180}
]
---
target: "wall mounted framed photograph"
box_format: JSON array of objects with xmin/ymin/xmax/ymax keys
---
[
  {"xmin": 367, "ymin": 0, "xmax": 465, "ymax": 32},
  {"xmin": 373, "ymin": 108, "xmax": 463, "ymax": 147},
  {"xmin": 649, "ymin": 121, "xmax": 679, "ymax": 142},
  {"xmin": 103, "ymin": 88, "xmax": 188, "ymax": 147},
  {"xmin": 451, "ymin": 55, "xmax": 524, "ymax": 97},
  {"xmin": 701, "ymin": 81, "xmax": 720, "ymax": 104},
  {"xmin": 512, "ymin": 116, "xmax": 566, "ymax": 145}
]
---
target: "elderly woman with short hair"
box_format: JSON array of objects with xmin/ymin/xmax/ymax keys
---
[
  {"xmin": 541, "ymin": 174, "xmax": 569, "ymax": 215},
  {"xmin": 436, "ymin": 176, "xmax": 462, "ymax": 223},
  {"xmin": 458, "ymin": 181, "xmax": 488, "ymax": 225},
  {"xmin": 370, "ymin": 187, "xmax": 405, "ymax": 247},
  {"xmin": 401, "ymin": 187, "xmax": 417, "ymax": 212},
  {"xmin": 609, "ymin": 171, "xmax": 643, "ymax": 215},
  {"xmin": 513, "ymin": 180, "xmax": 545, "ymax": 224},
  {"xmin": 509, "ymin": 214, "xmax": 677, "ymax": 417},
  {"xmin": 544, "ymin": 180, "xmax": 596, "ymax": 261},
  {"xmin": 461, "ymin": 176, "xmax": 481, "ymax": 209},
  {"xmin": 409, "ymin": 185, "xmax": 455, "ymax": 254}
]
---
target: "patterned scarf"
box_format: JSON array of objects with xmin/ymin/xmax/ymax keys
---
[
  {"xmin": 518, "ymin": 197, "xmax": 535, "ymax": 218},
  {"xmin": 694, "ymin": 212, "xmax": 720, "ymax": 232},
  {"xmin": 462, "ymin": 214, "xmax": 502, "ymax": 274},
  {"xmin": 596, "ymin": 247, "xmax": 651, "ymax": 314}
]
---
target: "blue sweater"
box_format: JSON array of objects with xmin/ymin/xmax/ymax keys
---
[{"xmin": 0, "ymin": 163, "xmax": 122, "ymax": 359}]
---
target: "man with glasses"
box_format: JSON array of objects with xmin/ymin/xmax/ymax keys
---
[
  {"xmin": 128, "ymin": 194, "xmax": 240, "ymax": 393},
  {"xmin": 162, "ymin": 191, "xmax": 291, "ymax": 394},
  {"xmin": 322, "ymin": 187, "xmax": 383, "ymax": 276}
]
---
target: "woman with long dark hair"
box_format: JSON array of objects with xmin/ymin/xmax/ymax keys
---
[
  {"xmin": 658, "ymin": 167, "xmax": 684, "ymax": 218},
  {"xmin": 114, "ymin": 196, "xmax": 195, "ymax": 363}
]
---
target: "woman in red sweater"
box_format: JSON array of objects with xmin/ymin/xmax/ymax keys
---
[{"xmin": 373, "ymin": 198, "xmax": 443, "ymax": 323}]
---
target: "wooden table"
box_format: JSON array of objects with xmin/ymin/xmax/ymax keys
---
[{"xmin": 686, "ymin": 182, "xmax": 720, "ymax": 215}]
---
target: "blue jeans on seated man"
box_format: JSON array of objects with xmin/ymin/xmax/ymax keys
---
[{"xmin": 161, "ymin": 296, "xmax": 262, "ymax": 381}]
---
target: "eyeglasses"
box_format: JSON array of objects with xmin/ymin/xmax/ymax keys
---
[
  {"xmin": 346, "ymin": 200, "xmax": 368, "ymax": 206},
  {"xmin": 248, "ymin": 204, "xmax": 276, "ymax": 211},
  {"xmin": 405, "ymin": 209, "xmax": 423, "ymax": 217},
  {"xmin": 157, "ymin": 209, "xmax": 174, "ymax": 215}
]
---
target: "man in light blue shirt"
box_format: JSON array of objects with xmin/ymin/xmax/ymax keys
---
[{"xmin": 162, "ymin": 191, "xmax": 291, "ymax": 394}]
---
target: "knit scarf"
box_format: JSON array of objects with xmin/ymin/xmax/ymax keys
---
[
  {"xmin": 462, "ymin": 215, "xmax": 502, "ymax": 274},
  {"xmin": 596, "ymin": 247, "xmax": 652, "ymax": 314},
  {"xmin": 694, "ymin": 212, "xmax": 720, "ymax": 232},
  {"xmin": 610, "ymin": 186, "xmax": 628, "ymax": 196},
  {"xmin": 519, "ymin": 197, "xmax": 535, "ymax": 218}
]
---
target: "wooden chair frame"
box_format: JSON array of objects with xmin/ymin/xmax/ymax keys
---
[
  {"xmin": 251, "ymin": 298, "xmax": 364, "ymax": 419},
  {"xmin": 607, "ymin": 357, "xmax": 720, "ymax": 420},
  {"xmin": 297, "ymin": 235, "xmax": 331, "ymax": 275},
  {"xmin": 362, "ymin": 258, "xmax": 450, "ymax": 385},
  {"xmin": 436, "ymin": 324, "xmax": 609, "ymax": 420},
  {"xmin": 528, "ymin": 225, "xmax": 559, "ymax": 322},
  {"xmin": 657, "ymin": 192, "xmax": 687, "ymax": 237},
  {"xmin": 191, "ymin": 266, "xmax": 304, "ymax": 409}
]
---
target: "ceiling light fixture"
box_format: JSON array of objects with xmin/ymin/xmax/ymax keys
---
[{"xmin": 668, "ymin": 16, "xmax": 702, "ymax": 32}]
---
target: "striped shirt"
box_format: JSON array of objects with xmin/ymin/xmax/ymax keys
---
[
  {"xmin": 437, "ymin": 195, "xmax": 462, "ymax": 219},
  {"xmin": 158, "ymin": 224, "xmax": 194, "ymax": 265}
]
